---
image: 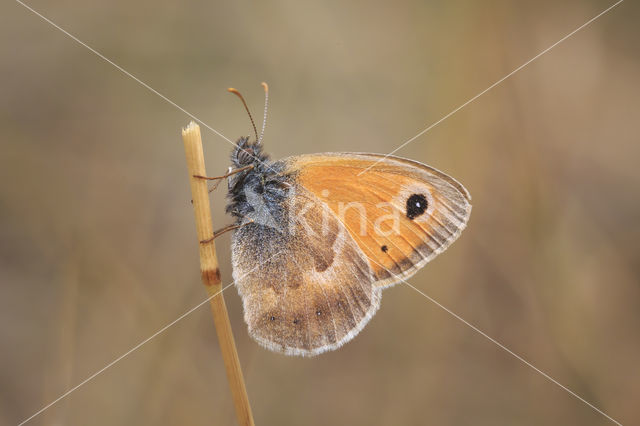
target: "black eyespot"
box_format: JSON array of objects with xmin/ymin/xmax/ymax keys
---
[
  {"xmin": 406, "ymin": 194, "xmax": 428, "ymax": 220},
  {"xmin": 381, "ymin": 245, "xmax": 388, "ymax": 253},
  {"xmin": 293, "ymin": 318, "xmax": 300, "ymax": 324},
  {"xmin": 316, "ymin": 310, "xmax": 322, "ymax": 316},
  {"xmin": 269, "ymin": 316, "xmax": 276, "ymax": 321}
]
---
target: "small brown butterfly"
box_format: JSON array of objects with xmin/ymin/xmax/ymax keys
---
[{"xmin": 211, "ymin": 83, "xmax": 471, "ymax": 356}]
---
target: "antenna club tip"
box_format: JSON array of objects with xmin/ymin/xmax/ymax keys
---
[
  {"xmin": 261, "ymin": 82, "xmax": 269, "ymax": 92},
  {"xmin": 227, "ymin": 87, "xmax": 239, "ymax": 94}
]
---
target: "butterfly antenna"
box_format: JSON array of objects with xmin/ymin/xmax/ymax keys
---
[
  {"xmin": 258, "ymin": 82, "xmax": 269, "ymax": 145},
  {"xmin": 228, "ymin": 87, "xmax": 259, "ymax": 143}
]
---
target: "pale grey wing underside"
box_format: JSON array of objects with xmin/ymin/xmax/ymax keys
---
[{"xmin": 231, "ymin": 188, "xmax": 380, "ymax": 356}]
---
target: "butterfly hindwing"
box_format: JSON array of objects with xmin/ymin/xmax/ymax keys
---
[{"xmin": 231, "ymin": 189, "xmax": 381, "ymax": 356}]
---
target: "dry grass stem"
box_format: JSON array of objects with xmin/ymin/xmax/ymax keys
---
[{"xmin": 182, "ymin": 121, "xmax": 255, "ymax": 426}]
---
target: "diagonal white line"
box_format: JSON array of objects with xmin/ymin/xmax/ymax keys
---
[
  {"xmin": 14, "ymin": 0, "xmax": 626, "ymax": 424},
  {"xmin": 402, "ymin": 280, "xmax": 623, "ymax": 425},
  {"xmin": 18, "ymin": 248, "xmax": 284, "ymax": 425},
  {"xmin": 15, "ymin": 0, "xmax": 280, "ymax": 174},
  {"xmin": 13, "ymin": 3, "xmax": 285, "ymax": 423},
  {"xmin": 15, "ymin": 0, "xmax": 236, "ymax": 147},
  {"xmin": 17, "ymin": 284, "xmax": 233, "ymax": 426},
  {"xmin": 337, "ymin": 221, "xmax": 623, "ymax": 426},
  {"xmin": 357, "ymin": 0, "xmax": 624, "ymax": 176},
  {"xmin": 327, "ymin": 199, "xmax": 622, "ymax": 424}
]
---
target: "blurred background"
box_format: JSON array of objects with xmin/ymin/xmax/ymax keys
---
[{"xmin": 1, "ymin": 0, "xmax": 638, "ymax": 424}]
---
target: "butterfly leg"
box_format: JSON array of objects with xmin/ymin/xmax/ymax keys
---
[
  {"xmin": 189, "ymin": 164, "xmax": 256, "ymax": 203},
  {"xmin": 194, "ymin": 164, "xmax": 255, "ymax": 192},
  {"xmin": 199, "ymin": 220, "xmax": 254, "ymax": 244}
]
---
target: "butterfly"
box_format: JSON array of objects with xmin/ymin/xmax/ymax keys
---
[{"xmin": 204, "ymin": 83, "xmax": 471, "ymax": 356}]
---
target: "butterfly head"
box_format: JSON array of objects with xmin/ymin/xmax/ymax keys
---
[
  {"xmin": 231, "ymin": 136, "xmax": 269, "ymax": 168},
  {"xmin": 227, "ymin": 83, "xmax": 272, "ymax": 169},
  {"xmin": 225, "ymin": 83, "xmax": 292, "ymax": 227},
  {"xmin": 226, "ymin": 138, "xmax": 289, "ymax": 222},
  {"xmin": 228, "ymin": 135, "xmax": 277, "ymax": 198}
]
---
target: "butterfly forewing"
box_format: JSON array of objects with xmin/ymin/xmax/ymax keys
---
[{"xmin": 288, "ymin": 153, "xmax": 472, "ymax": 288}]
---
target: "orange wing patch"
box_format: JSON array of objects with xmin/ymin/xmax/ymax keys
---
[{"xmin": 288, "ymin": 153, "xmax": 471, "ymax": 287}]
